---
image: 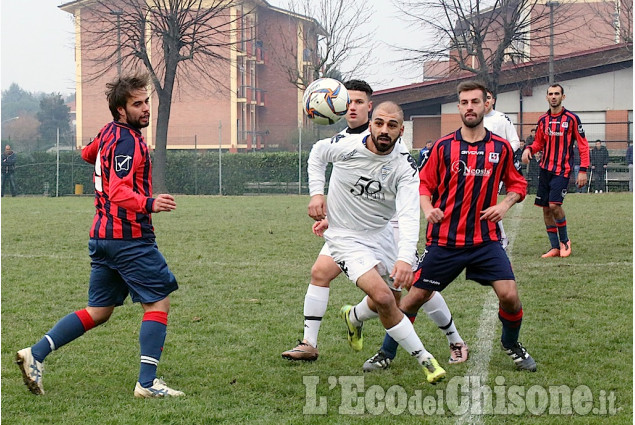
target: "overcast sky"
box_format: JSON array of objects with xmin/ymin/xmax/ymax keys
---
[{"xmin": 1, "ymin": 0, "xmax": 420, "ymax": 96}]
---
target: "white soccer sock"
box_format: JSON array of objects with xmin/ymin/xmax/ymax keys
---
[
  {"xmin": 303, "ymin": 284, "xmax": 330, "ymax": 348},
  {"xmin": 386, "ymin": 315, "xmax": 431, "ymax": 364},
  {"xmin": 349, "ymin": 296, "xmax": 378, "ymax": 327},
  {"xmin": 422, "ymin": 292, "xmax": 463, "ymax": 345}
]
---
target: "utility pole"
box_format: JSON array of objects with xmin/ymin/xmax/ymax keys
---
[
  {"xmin": 110, "ymin": 10, "xmax": 123, "ymax": 77},
  {"xmin": 546, "ymin": 2, "xmax": 559, "ymax": 84}
]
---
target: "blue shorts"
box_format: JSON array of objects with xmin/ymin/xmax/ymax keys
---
[
  {"xmin": 535, "ymin": 168, "xmax": 569, "ymax": 206},
  {"xmin": 413, "ymin": 242, "xmax": 515, "ymax": 291},
  {"xmin": 88, "ymin": 238, "xmax": 178, "ymax": 307}
]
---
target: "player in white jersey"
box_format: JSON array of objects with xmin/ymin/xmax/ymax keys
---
[
  {"xmin": 484, "ymin": 90, "xmax": 520, "ymax": 151},
  {"xmin": 306, "ymin": 101, "xmax": 446, "ymax": 384},
  {"xmin": 283, "ymin": 82, "xmax": 467, "ymax": 366},
  {"xmin": 483, "ymin": 89, "xmax": 520, "ymax": 250}
]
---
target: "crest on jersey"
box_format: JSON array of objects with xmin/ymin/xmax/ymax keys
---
[
  {"xmin": 562, "ymin": 121, "xmax": 569, "ymax": 129},
  {"xmin": 115, "ymin": 155, "xmax": 132, "ymax": 172},
  {"xmin": 488, "ymin": 152, "xmax": 500, "ymax": 163}
]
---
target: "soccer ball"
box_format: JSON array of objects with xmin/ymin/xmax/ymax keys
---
[{"xmin": 302, "ymin": 78, "xmax": 350, "ymax": 125}]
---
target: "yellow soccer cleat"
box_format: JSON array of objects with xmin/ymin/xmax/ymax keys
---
[{"xmin": 340, "ymin": 305, "xmax": 363, "ymax": 351}]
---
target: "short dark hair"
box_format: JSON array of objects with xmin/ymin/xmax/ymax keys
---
[
  {"xmin": 344, "ymin": 79, "xmax": 373, "ymax": 98},
  {"xmin": 548, "ymin": 83, "xmax": 565, "ymax": 95},
  {"xmin": 106, "ymin": 72, "xmax": 151, "ymax": 121},
  {"xmin": 457, "ymin": 81, "xmax": 487, "ymax": 102}
]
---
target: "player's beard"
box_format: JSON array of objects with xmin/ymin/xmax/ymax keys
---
[
  {"xmin": 371, "ymin": 133, "xmax": 397, "ymax": 153},
  {"xmin": 461, "ymin": 112, "xmax": 484, "ymax": 128},
  {"xmin": 125, "ymin": 108, "xmax": 150, "ymax": 130}
]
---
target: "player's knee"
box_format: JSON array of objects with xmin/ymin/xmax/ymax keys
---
[
  {"xmin": 497, "ymin": 288, "xmax": 520, "ymax": 310},
  {"xmin": 372, "ymin": 290, "xmax": 397, "ymax": 310},
  {"xmin": 86, "ymin": 306, "xmax": 113, "ymax": 325},
  {"xmin": 310, "ymin": 261, "xmax": 339, "ymax": 286}
]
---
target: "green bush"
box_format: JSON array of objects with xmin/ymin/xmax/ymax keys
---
[{"xmin": 10, "ymin": 150, "xmax": 315, "ymax": 196}]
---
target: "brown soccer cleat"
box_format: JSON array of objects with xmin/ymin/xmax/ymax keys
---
[{"xmin": 282, "ymin": 340, "xmax": 319, "ymax": 361}]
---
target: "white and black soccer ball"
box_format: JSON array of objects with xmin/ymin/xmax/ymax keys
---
[{"xmin": 302, "ymin": 78, "xmax": 350, "ymax": 125}]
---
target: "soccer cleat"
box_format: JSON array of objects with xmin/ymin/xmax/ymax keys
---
[
  {"xmin": 448, "ymin": 342, "xmax": 469, "ymax": 364},
  {"xmin": 16, "ymin": 347, "xmax": 44, "ymax": 395},
  {"xmin": 282, "ymin": 340, "xmax": 319, "ymax": 361},
  {"xmin": 340, "ymin": 305, "xmax": 363, "ymax": 351},
  {"xmin": 363, "ymin": 350, "xmax": 393, "ymax": 372},
  {"xmin": 559, "ymin": 240, "xmax": 572, "ymax": 257},
  {"xmin": 134, "ymin": 378, "xmax": 185, "ymax": 398},
  {"xmin": 541, "ymin": 248, "xmax": 560, "ymax": 258},
  {"xmin": 422, "ymin": 357, "xmax": 446, "ymax": 384},
  {"xmin": 502, "ymin": 342, "xmax": 537, "ymax": 372}
]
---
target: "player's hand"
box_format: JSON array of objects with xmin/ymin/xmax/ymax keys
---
[
  {"xmin": 312, "ymin": 219, "xmax": 329, "ymax": 237},
  {"xmin": 390, "ymin": 260, "xmax": 413, "ymax": 290},
  {"xmin": 152, "ymin": 194, "xmax": 176, "ymax": 212},
  {"xmin": 521, "ymin": 149, "xmax": 532, "ymax": 164},
  {"xmin": 308, "ymin": 194, "xmax": 327, "ymax": 220},
  {"xmin": 576, "ymin": 171, "xmax": 588, "ymax": 188},
  {"xmin": 425, "ymin": 207, "xmax": 444, "ymax": 224},
  {"xmin": 480, "ymin": 203, "xmax": 508, "ymax": 223}
]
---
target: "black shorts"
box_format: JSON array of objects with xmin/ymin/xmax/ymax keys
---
[
  {"xmin": 413, "ymin": 242, "xmax": 515, "ymax": 291},
  {"xmin": 534, "ymin": 168, "xmax": 569, "ymax": 206}
]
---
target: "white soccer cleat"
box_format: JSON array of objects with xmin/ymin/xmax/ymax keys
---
[
  {"xmin": 16, "ymin": 347, "xmax": 44, "ymax": 395},
  {"xmin": 134, "ymin": 378, "xmax": 185, "ymax": 398}
]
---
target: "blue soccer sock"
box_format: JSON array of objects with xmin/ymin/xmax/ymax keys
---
[
  {"xmin": 555, "ymin": 217, "xmax": 569, "ymax": 243},
  {"xmin": 138, "ymin": 311, "xmax": 168, "ymax": 388},
  {"xmin": 31, "ymin": 309, "xmax": 96, "ymax": 362},
  {"xmin": 498, "ymin": 306, "xmax": 523, "ymax": 349},
  {"xmin": 380, "ymin": 311, "xmax": 416, "ymax": 359},
  {"xmin": 546, "ymin": 225, "xmax": 559, "ymax": 249}
]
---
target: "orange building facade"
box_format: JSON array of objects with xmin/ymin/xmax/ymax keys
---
[{"xmin": 60, "ymin": 0, "xmax": 321, "ymax": 152}]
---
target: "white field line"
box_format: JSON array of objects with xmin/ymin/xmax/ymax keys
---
[{"xmin": 455, "ymin": 201, "xmax": 524, "ymax": 425}]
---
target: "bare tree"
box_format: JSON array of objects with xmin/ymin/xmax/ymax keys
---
[
  {"xmin": 77, "ymin": 0, "xmax": 252, "ymax": 191},
  {"xmin": 392, "ymin": 0, "xmax": 574, "ymax": 95},
  {"xmin": 269, "ymin": 0, "xmax": 377, "ymax": 89},
  {"xmin": 584, "ymin": 0, "xmax": 633, "ymax": 44}
]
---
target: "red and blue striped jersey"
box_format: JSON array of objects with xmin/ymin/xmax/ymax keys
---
[
  {"xmin": 81, "ymin": 121, "xmax": 156, "ymax": 239},
  {"xmin": 420, "ymin": 129, "xmax": 527, "ymax": 248},
  {"xmin": 529, "ymin": 108, "xmax": 590, "ymax": 177}
]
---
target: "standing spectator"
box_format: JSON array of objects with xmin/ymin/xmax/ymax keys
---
[
  {"xmin": 418, "ymin": 140, "xmax": 434, "ymax": 169},
  {"xmin": 2, "ymin": 144, "xmax": 17, "ymax": 197},
  {"xmin": 16, "ymin": 73, "xmax": 184, "ymax": 398},
  {"xmin": 525, "ymin": 127, "xmax": 536, "ymax": 146},
  {"xmin": 573, "ymin": 143, "xmax": 583, "ymax": 193},
  {"xmin": 590, "ymin": 140, "xmax": 609, "ymax": 193},
  {"xmin": 626, "ymin": 142, "xmax": 633, "ymax": 192},
  {"xmin": 514, "ymin": 140, "xmax": 525, "ymax": 176},
  {"xmin": 522, "ymin": 83, "xmax": 590, "ymax": 258}
]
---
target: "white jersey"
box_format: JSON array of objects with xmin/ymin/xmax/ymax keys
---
[
  {"xmin": 308, "ymin": 133, "xmax": 420, "ymax": 264},
  {"xmin": 484, "ymin": 109, "xmax": 520, "ymax": 151}
]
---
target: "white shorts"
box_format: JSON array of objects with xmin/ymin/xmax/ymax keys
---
[
  {"xmin": 324, "ymin": 226, "xmax": 397, "ymax": 285},
  {"xmin": 318, "ymin": 243, "xmax": 331, "ymax": 257}
]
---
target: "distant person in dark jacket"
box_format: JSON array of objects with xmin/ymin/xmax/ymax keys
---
[
  {"xmin": 573, "ymin": 143, "xmax": 583, "ymax": 193},
  {"xmin": 525, "ymin": 127, "xmax": 536, "ymax": 146},
  {"xmin": 590, "ymin": 140, "xmax": 609, "ymax": 193},
  {"xmin": 626, "ymin": 142, "xmax": 632, "ymax": 192},
  {"xmin": 2, "ymin": 144, "xmax": 17, "ymax": 197}
]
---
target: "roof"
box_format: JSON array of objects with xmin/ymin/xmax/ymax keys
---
[{"xmin": 374, "ymin": 43, "xmax": 633, "ymax": 109}]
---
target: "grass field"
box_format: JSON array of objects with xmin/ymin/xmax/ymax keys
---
[{"xmin": 1, "ymin": 193, "xmax": 632, "ymax": 424}]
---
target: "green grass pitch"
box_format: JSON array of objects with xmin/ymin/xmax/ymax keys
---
[{"xmin": 1, "ymin": 193, "xmax": 632, "ymax": 424}]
